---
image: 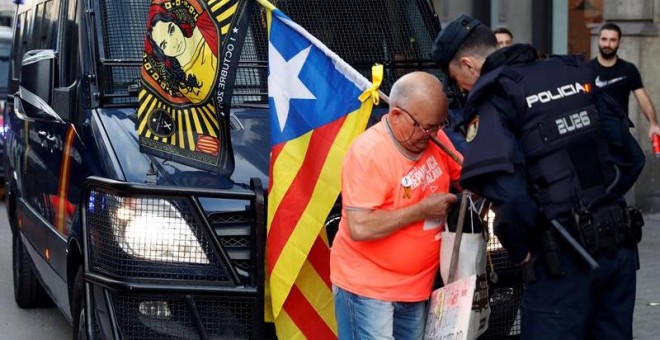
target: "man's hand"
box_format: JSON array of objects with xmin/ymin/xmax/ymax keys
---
[
  {"xmin": 520, "ymin": 252, "xmax": 532, "ymax": 265},
  {"xmin": 418, "ymin": 193, "xmax": 458, "ymax": 220},
  {"xmin": 649, "ymin": 123, "xmax": 660, "ymax": 140}
]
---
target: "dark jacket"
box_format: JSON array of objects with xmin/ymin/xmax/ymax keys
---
[{"xmin": 457, "ymin": 44, "xmax": 644, "ymax": 263}]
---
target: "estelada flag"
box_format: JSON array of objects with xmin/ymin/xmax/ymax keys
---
[
  {"xmin": 260, "ymin": 0, "xmax": 383, "ymax": 337},
  {"xmin": 138, "ymin": 0, "xmax": 252, "ymax": 174}
]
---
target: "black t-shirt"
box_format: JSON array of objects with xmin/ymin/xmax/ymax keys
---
[{"xmin": 586, "ymin": 57, "xmax": 643, "ymax": 114}]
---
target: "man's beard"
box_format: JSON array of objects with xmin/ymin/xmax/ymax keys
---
[{"xmin": 599, "ymin": 45, "xmax": 618, "ymax": 60}]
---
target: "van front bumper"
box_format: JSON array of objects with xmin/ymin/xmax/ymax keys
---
[
  {"xmin": 81, "ymin": 177, "xmax": 266, "ymax": 339},
  {"xmin": 85, "ymin": 273, "xmax": 262, "ymax": 339}
]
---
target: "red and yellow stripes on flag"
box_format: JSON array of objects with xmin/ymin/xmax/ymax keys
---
[
  {"xmin": 259, "ymin": 2, "xmax": 383, "ymax": 337},
  {"xmin": 267, "ymin": 102, "xmax": 373, "ymax": 339},
  {"xmin": 55, "ymin": 126, "xmax": 77, "ymax": 235}
]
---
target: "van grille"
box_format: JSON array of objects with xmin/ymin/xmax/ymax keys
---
[
  {"xmin": 208, "ymin": 211, "xmax": 255, "ymax": 285},
  {"xmin": 113, "ymin": 294, "xmax": 255, "ymax": 340}
]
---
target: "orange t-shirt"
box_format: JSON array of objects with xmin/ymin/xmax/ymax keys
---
[{"xmin": 330, "ymin": 119, "xmax": 462, "ymax": 302}]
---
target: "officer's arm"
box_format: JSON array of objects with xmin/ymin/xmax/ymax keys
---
[
  {"xmin": 459, "ymin": 99, "xmax": 537, "ymax": 264},
  {"xmin": 479, "ymin": 170, "xmax": 538, "ymax": 264}
]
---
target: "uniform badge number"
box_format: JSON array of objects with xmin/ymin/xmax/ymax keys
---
[{"xmin": 466, "ymin": 117, "xmax": 479, "ymax": 142}]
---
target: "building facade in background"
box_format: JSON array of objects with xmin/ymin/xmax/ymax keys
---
[{"xmin": 0, "ymin": 0, "xmax": 13, "ymax": 27}]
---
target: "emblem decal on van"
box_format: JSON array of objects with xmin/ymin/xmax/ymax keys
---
[
  {"xmin": 196, "ymin": 135, "xmax": 220, "ymax": 156},
  {"xmin": 138, "ymin": 0, "xmax": 250, "ymax": 173},
  {"xmin": 147, "ymin": 109, "xmax": 176, "ymax": 137}
]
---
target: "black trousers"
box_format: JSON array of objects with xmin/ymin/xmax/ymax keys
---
[{"xmin": 521, "ymin": 245, "xmax": 636, "ymax": 340}]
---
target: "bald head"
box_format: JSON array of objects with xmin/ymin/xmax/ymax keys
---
[
  {"xmin": 388, "ymin": 72, "xmax": 449, "ymax": 154},
  {"xmin": 390, "ymin": 72, "xmax": 447, "ymax": 115}
]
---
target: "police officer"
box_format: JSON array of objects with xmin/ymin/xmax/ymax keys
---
[{"xmin": 431, "ymin": 15, "xmax": 645, "ymax": 339}]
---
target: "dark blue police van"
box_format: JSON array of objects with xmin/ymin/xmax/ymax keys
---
[{"xmin": 4, "ymin": 0, "xmax": 522, "ymax": 339}]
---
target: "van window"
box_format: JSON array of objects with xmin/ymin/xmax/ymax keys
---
[
  {"xmin": 21, "ymin": 11, "xmax": 31, "ymax": 53},
  {"xmin": 11, "ymin": 12, "xmax": 28, "ymax": 80},
  {"xmin": 59, "ymin": 0, "xmax": 79, "ymax": 86},
  {"xmin": 231, "ymin": 0, "xmax": 440, "ymax": 106},
  {"xmin": 96, "ymin": 0, "xmax": 149, "ymax": 105},
  {"xmin": 92, "ymin": 0, "xmax": 439, "ymax": 107},
  {"xmin": 33, "ymin": 3, "xmax": 45, "ymax": 48},
  {"xmin": 0, "ymin": 30, "xmax": 11, "ymax": 97},
  {"xmin": 38, "ymin": 0, "xmax": 59, "ymax": 49}
]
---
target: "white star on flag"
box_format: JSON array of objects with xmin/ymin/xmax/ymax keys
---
[{"xmin": 268, "ymin": 43, "xmax": 316, "ymax": 132}]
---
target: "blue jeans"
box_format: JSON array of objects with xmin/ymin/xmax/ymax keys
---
[{"xmin": 332, "ymin": 285, "xmax": 427, "ymax": 340}]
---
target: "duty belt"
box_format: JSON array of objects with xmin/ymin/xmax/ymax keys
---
[{"xmin": 573, "ymin": 204, "xmax": 634, "ymax": 257}]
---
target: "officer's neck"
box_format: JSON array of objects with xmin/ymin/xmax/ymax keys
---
[{"xmin": 597, "ymin": 54, "xmax": 617, "ymax": 67}]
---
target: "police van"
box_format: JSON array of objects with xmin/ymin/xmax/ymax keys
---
[{"xmin": 4, "ymin": 0, "xmax": 521, "ymax": 338}]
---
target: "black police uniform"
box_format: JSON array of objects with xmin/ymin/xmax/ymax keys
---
[{"xmin": 456, "ymin": 44, "xmax": 645, "ymax": 339}]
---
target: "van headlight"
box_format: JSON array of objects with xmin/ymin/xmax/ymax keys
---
[{"xmin": 114, "ymin": 197, "xmax": 209, "ymax": 264}]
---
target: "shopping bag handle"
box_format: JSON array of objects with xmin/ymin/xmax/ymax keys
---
[{"xmin": 447, "ymin": 189, "xmax": 471, "ymax": 284}]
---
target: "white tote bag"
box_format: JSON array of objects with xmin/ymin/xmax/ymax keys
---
[
  {"xmin": 424, "ymin": 274, "xmax": 477, "ymax": 340},
  {"xmin": 438, "ymin": 230, "xmax": 490, "ymax": 339},
  {"xmin": 425, "ymin": 193, "xmax": 490, "ymax": 340}
]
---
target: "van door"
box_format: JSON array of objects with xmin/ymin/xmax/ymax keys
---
[{"xmin": 11, "ymin": 0, "xmax": 81, "ymax": 307}]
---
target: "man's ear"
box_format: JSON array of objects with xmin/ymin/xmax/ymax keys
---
[
  {"xmin": 459, "ymin": 56, "xmax": 472, "ymax": 71},
  {"xmin": 460, "ymin": 57, "xmax": 478, "ymax": 76}
]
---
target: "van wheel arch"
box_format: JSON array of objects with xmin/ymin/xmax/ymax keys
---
[
  {"xmin": 67, "ymin": 240, "xmax": 83, "ymax": 314},
  {"xmin": 12, "ymin": 232, "xmax": 53, "ymax": 308},
  {"xmin": 71, "ymin": 266, "xmax": 88, "ymax": 340}
]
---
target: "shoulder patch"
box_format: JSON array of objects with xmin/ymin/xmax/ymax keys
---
[{"xmin": 466, "ymin": 116, "xmax": 479, "ymax": 142}]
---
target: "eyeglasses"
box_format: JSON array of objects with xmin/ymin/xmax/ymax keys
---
[{"xmin": 397, "ymin": 106, "xmax": 448, "ymax": 135}]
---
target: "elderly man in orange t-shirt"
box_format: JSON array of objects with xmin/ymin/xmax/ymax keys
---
[{"xmin": 330, "ymin": 71, "xmax": 462, "ymax": 339}]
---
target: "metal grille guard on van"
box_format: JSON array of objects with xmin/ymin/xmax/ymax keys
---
[{"xmin": 81, "ymin": 176, "xmax": 266, "ymax": 339}]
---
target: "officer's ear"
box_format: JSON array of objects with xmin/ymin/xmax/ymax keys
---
[{"xmin": 459, "ymin": 57, "xmax": 480, "ymax": 76}]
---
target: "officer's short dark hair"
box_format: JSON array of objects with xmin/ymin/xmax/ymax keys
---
[
  {"xmin": 493, "ymin": 27, "xmax": 513, "ymax": 39},
  {"xmin": 431, "ymin": 15, "xmax": 497, "ymax": 70},
  {"xmin": 450, "ymin": 25, "xmax": 498, "ymax": 66},
  {"xmin": 599, "ymin": 22, "xmax": 621, "ymax": 39}
]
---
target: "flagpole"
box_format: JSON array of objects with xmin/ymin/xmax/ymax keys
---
[{"xmin": 256, "ymin": 0, "xmax": 276, "ymax": 11}]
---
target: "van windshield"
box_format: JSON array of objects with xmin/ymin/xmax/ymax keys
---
[{"xmin": 96, "ymin": 0, "xmax": 440, "ymax": 106}]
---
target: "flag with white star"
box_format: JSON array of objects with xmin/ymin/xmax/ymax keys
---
[
  {"xmin": 137, "ymin": 0, "xmax": 253, "ymax": 174},
  {"xmin": 262, "ymin": 0, "xmax": 380, "ymax": 338}
]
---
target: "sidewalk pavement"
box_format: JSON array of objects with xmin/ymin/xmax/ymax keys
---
[{"xmin": 633, "ymin": 212, "xmax": 660, "ymax": 339}]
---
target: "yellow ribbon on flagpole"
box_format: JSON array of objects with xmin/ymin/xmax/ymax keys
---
[{"xmin": 359, "ymin": 64, "xmax": 383, "ymax": 105}]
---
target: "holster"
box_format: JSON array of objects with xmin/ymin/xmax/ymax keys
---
[
  {"xmin": 539, "ymin": 228, "xmax": 564, "ymax": 277},
  {"xmin": 624, "ymin": 207, "xmax": 644, "ymax": 244},
  {"xmin": 624, "ymin": 207, "xmax": 644, "ymax": 270}
]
